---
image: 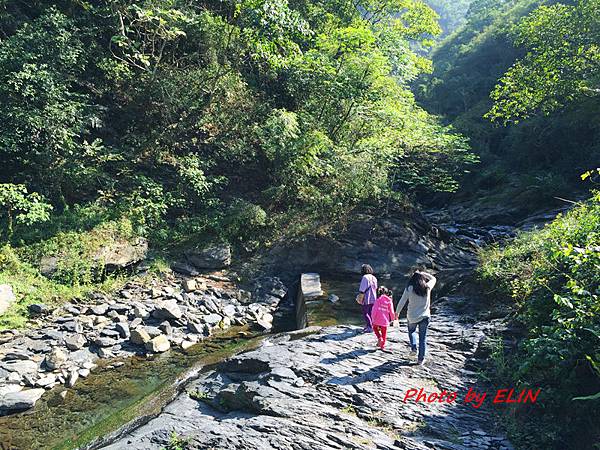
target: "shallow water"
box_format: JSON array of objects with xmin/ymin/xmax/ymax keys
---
[
  {"xmin": 307, "ymin": 275, "xmax": 410, "ymax": 327},
  {"xmin": 0, "ymin": 332, "xmax": 261, "ymax": 450},
  {"xmin": 0, "ymin": 275, "xmax": 409, "ymax": 450}
]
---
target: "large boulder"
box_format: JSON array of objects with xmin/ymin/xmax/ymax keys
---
[
  {"xmin": 145, "ymin": 335, "xmax": 170, "ymax": 353},
  {"xmin": 0, "ymin": 389, "xmax": 46, "ymax": 416},
  {"xmin": 152, "ymin": 301, "xmax": 183, "ymax": 320},
  {"xmin": 39, "ymin": 256, "xmax": 59, "ymax": 277},
  {"xmin": 0, "ymin": 284, "xmax": 16, "ymax": 315},
  {"xmin": 185, "ymin": 243, "xmax": 231, "ymax": 270},
  {"xmin": 45, "ymin": 347, "xmax": 68, "ymax": 370},
  {"xmin": 0, "ymin": 359, "xmax": 39, "ymax": 376},
  {"xmin": 95, "ymin": 237, "xmax": 148, "ymax": 271},
  {"xmin": 64, "ymin": 334, "xmax": 87, "ymax": 351},
  {"xmin": 130, "ymin": 327, "xmax": 151, "ymax": 345}
]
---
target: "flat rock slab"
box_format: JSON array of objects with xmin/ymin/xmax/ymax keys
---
[
  {"xmin": 102, "ymin": 303, "xmax": 513, "ymax": 450},
  {"xmin": 300, "ymin": 273, "xmax": 323, "ymax": 299},
  {"xmin": 0, "ymin": 389, "xmax": 45, "ymax": 416}
]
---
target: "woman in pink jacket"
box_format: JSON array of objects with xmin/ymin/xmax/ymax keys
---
[{"xmin": 371, "ymin": 287, "xmax": 395, "ymax": 350}]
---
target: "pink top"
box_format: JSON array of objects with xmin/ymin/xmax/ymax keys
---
[{"xmin": 371, "ymin": 295, "xmax": 395, "ymax": 327}]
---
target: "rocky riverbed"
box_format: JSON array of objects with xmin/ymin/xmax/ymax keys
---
[
  {"xmin": 0, "ymin": 271, "xmax": 288, "ymax": 417},
  {"xmin": 102, "ymin": 294, "xmax": 514, "ymax": 450}
]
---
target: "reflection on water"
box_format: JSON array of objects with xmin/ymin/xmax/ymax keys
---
[
  {"xmin": 0, "ymin": 332, "xmax": 261, "ymax": 450},
  {"xmin": 309, "ymin": 275, "xmax": 409, "ymax": 327}
]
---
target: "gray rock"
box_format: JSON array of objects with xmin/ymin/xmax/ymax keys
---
[
  {"xmin": 181, "ymin": 340, "xmax": 195, "ymax": 350},
  {"xmin": 0, "ymin": 284, "xmax": 16, "ymax": 315},
  {"xmin": 64, "ymin": 334, "xmax": 87, "ymax": 351},
  {"xmin": 100, "ymin": 328, "xmax": 121, "ymax": 338},
  {"xmin": 43, "ymin": 329, "xmax": 64, "ymax": 341},
  {"xmin": 132, "ymin": 305, "xmax": 150, "ymax": 319},
  {"xmin": 94, "ymin": 337, "xmax": 116, "ymax": 347},
  {"xmin": 171, "ymin": 262, "xmax": 199, "ymax": 276},
  {"xmin": 90, "ymin": 304, "xmax": 109, "ymax": 315},
  {"xmin": 202, "ymin": 313, "xmax": 222, "ymax": 327},
  {"xmin": 145, "ymin": 326, "xmax": 162, "ymax": 338},
  {"xmin": 145, "ymin": 335, "xmax": 170, "ymax": 353},
  {"xmin": 222, "ymin": 305, "xmax": 237, "ymax": 318},
  {"xmin": 28, "ymin": 303, "xmax": 50, "ymax": 316},
  {"xmin": 62, "ymin": 321, "xmax": 83, "ymax": 333},
  {"xmin": 45, "ymin": 348, "xmax": 68, "ymax": 370},
  {"xmin": 185, "ymin": 243, "xmax": 231, "ymax": 269},
  {"xmin": 98, "ymin": 347, "xmax": 114, "ymax": 358},
  {"xmin": 3, "ymin": 349, "xmax": 32, "ymax": 361},
  {"xmin": 35, "ymin": 374, "xmax": 57, "ymax": 388},
  {"xmin": 109, "ymin": 303, "xmax": 130, "ymax": 313},
  {"xmin": 0, "ymin": 389, "xmax": 45, "ymax": 415},
  {"xmin": 0, "ymin": 384, "xmax": 22, "ymax": 396},
  {"xmin": 152, "ymin": 301, "xmax": 183, "ymax": 320},
  {"xmin": 66, "ymin": 369, "xmax": 79, "ymax": 388},
  {"xmin": 116, "ymin": 322, "xmax": 130, "ymax": 338},
  {"xmin": 159, "ymin": 321, "xmax": 172, "ymax": 335},
  {"xmin": 63, "ymin": 305, "xmax": 81, "ymax": 316},
  {"xmin": 182, "ymin": 279, "xmax": 197, "ymax": 293},
  {"xmin": 256, "ymin": 313, "xmax": 274, "ymax": 331},
  {"xmin": 39, "ymin": 256, "xmax": 59, "ymax": 277},
  {"xmin": 130, "ymin": 328, "xmax": 151, "ymax": 345},
  {"xmin": 94, "ymin": 237, "xmax": 148, "ymax": 271},
  {"xmin": 187, "ymin": 322, "xmax": 204, "ymax": 334}
]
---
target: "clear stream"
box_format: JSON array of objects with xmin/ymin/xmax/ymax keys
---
[
  {"xmin": 0, "ymin": 275, "xmax": 405, "ymax": 450},
  {"xmin": 0, "ymin": 332, "xmax": 262, "ymax": 450}
]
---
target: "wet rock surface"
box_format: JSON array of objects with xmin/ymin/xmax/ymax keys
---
[
  {"xmin": 0, "ymin": 272, "xmax": 288, "ymax": 416},
  {"xmin": 103, "ymin": 296, "xmax": 514, "ymax": 450},
  {"xmin": 253, "ymin": 210, "xmax": 476, "ymax": 282}
]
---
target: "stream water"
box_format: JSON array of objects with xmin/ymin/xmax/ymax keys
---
[
  {"xmin": 0, "ymin": 330, "xmax": 262, "ymax": 450},
  {"xmin": 0, "ymin": 275, "xmax": 428, "ymax": 450},
  {"xmin": 308, "ymin": 275, "xmax": 414, "ymax": 327}
]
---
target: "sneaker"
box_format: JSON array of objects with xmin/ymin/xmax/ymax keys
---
[
  {"xmin": 409, "ymin": 349, "xmax": 418, "ymax": 361},
  {"xmin": 417, "ymin": 358, "xmax": 426, "ymax": 366}
]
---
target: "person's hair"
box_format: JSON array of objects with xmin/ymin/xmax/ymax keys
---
[
  {"xmin": 377, "ymin": 286, "xmax": 392, "ymax": 297},
  {"xmin": 361, "ymin": 264, "xmax": 374, "ymax": 275},
  {"xmin": 408, "ymin": 271, "xmax": 428, "ymax": 297}
]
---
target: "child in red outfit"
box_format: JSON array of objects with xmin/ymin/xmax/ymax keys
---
[{"xmin": 371, "ymin": 287, "xmax": 395, "ymax": 350}]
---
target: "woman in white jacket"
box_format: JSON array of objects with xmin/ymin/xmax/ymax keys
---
[{"xmin": 396, "ymin": 270, "xmax": 437, "ymax": 365}]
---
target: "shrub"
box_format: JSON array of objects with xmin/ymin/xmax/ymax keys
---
[{"xmin": 479, "ymin": 192, "xmax": 600, "ymax": 448}]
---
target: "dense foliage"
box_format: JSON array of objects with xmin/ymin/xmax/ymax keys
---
[
  {"xmin": 479, "ymin": 193, "xmax": 600, "ymax": 449},
  {"xmin": 487, "ymin": 0, "xmax": 600, "ymax": 123},
  {"xmin": 0, "ymin": 0, "xmax": 475, "ymax": 249},
  {"xmin": 417, "ymin": 0, "xmax": 600, "ymax": 205},
  {"xmin": 425, "ymin": 0, "xmax": 472, "ymax": 37}
]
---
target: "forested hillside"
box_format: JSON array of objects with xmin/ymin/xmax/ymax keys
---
[
  {"xmin": 425, "ymin": 0, "xmax": 472, "ymax": 37},
  {"xmin": 0, "ymin": 0, "xmax": 479, "ymax": 325},
  {"xmin": 417, "ymin": 0, "xmax": 600, "ymax": 207},
  {"xmin": 0, "ymin": 0, "xmax": 475, "ymax": 247}
]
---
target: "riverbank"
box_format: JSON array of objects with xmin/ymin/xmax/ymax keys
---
[
  {"xmin": 0, "ymin": 269, "xmax": 287, "ymax": 419},
  {"xmin": 102, "ymin": 292, "xmax": 515, "ymax": 450}
]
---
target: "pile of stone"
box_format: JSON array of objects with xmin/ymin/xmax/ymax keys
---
[{"xmin": 0, "ymin": 273, "xmax": 287, "ymax": 416}]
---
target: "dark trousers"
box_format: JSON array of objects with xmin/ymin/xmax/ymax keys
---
[{"xmin": 362, "ymin": 303, "xmax": 373, "ymax": 331}]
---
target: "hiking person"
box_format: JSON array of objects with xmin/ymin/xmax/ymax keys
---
[
  {"xmin": 357, "ymin": 264, "xmax": 378, "ymax": 332},
  {"xmin": 371, "ymin": 286, "xmax": 395, "ymax": 350},
  {"xmin": 396, "ymin": 270, "xmax": 437, "ymax": 365}
]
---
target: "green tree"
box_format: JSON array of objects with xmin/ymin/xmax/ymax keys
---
[
  {"xmin": 0, "ymin": 184, "xmax": 52, "ymax": 240},
  {"xmin": 487, "ymin": 0, "xmax": 600, "ymax": 123}
]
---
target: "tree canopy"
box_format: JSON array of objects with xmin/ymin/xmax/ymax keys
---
[{"xmin": 0, "ymin": 0, "xmax": 475, "ymax": 245}]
